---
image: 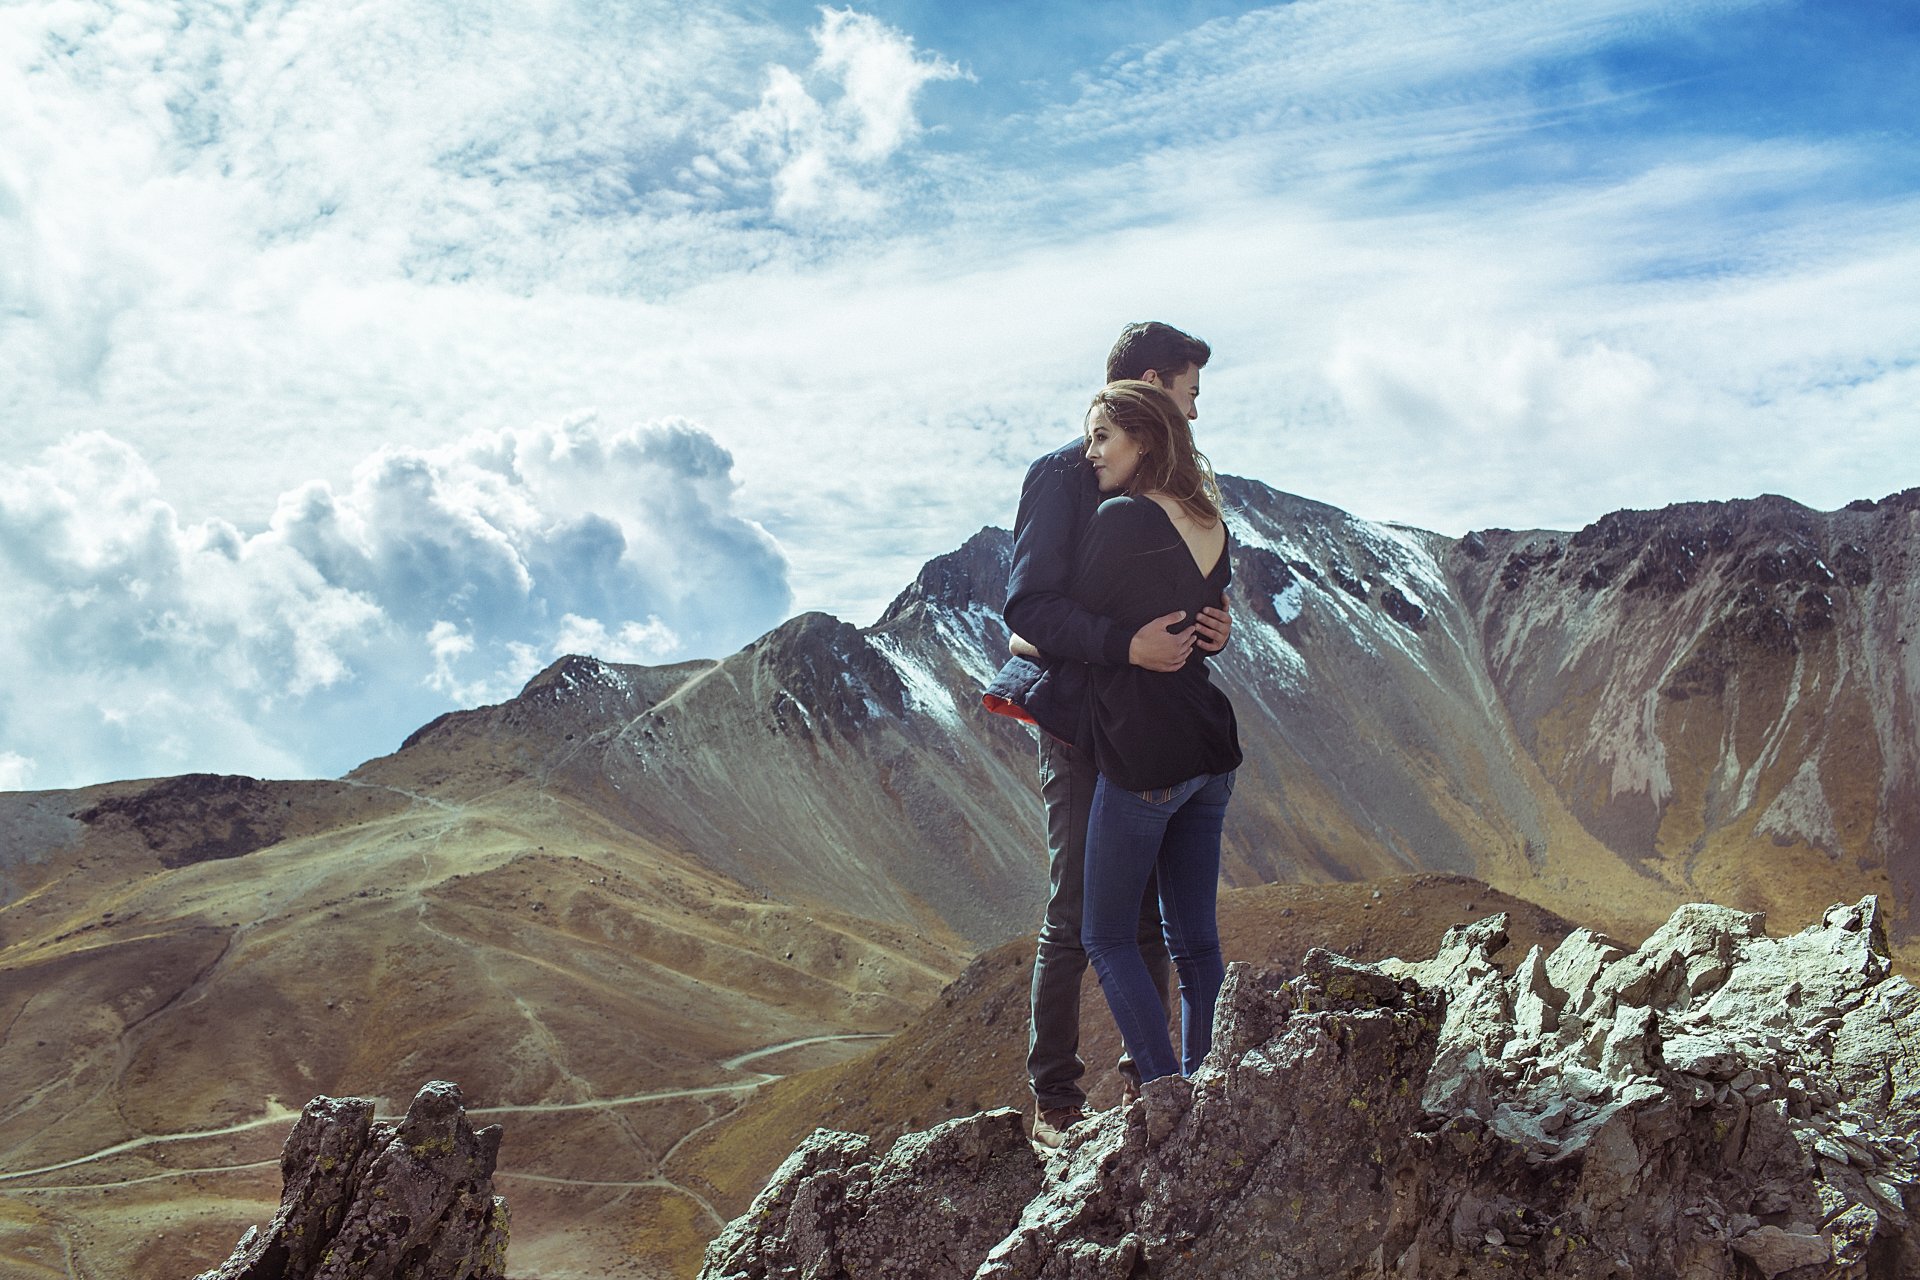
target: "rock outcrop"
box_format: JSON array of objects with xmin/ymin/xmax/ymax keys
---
[
  {"xmin": 701, "ymin": 898, "xmax": 1920, "ymax": 1279},
  {"xmin": 701, "ymin": 1107, "xmax": 1044, "ymax": 1280},
  {"xmin": 193, "ymin": 1081, "xmax": 509, "ymax": 1280}
]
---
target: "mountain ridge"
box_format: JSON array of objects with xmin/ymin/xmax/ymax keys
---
[{"xmin": 2, "ymin": 474, "xmax": 1915, "ymax": 1279}]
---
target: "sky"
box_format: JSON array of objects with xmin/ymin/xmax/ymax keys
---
[{"xmin": 2, "ymin": 0, "xmax": 1917, "ymax": 792}]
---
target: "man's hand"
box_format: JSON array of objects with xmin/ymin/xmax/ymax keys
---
[
  {"xmin": 1193, "ymin": 592, "xmax": 1232, "ymax": 654},
  {"xmin": 1130, "ymin": 611, "xmax": 1194, "ymax": 672}
]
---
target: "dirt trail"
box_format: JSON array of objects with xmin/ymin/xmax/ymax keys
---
[
  {"xmin": 0, "ymin": 1105, "xmax": 302, "ymax": 1185},
  {"xmin": 336, "ymin": 778, "xmax": 460, "ymax": 813},
  {"xmin": 0, "ymin": 1032, "xmax": 885, "ymax": 1199}
]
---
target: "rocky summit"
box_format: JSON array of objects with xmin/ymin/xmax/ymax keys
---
[{"xmin": 700, "ymin": 898, "xmax": 1920, "ymax": 1279}]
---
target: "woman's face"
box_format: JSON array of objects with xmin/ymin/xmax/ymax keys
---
[{"xmin": 1084, "ymin": 406, "xmax": 1144, "ymax": 493}]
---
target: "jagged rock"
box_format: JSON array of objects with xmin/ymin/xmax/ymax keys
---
[
  {"xmin": 704, "ymin": 898, "xmax": 1920, "ymax": 1279},
  {"xmin": 700, "ymin": 1107, "xmax": 1042, "ymax": 1280},
  {"xmin": 193, "ymin": 1081, "xmax": 508, "ymax": 1280}
]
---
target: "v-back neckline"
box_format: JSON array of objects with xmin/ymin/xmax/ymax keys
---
[{"xmin": 1146, "ymin": 498, "xmax": 1227, "ymax": 580}]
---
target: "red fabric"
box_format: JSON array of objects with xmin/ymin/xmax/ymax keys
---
[{"xmin": 981, "ymin": 693, "xmax": 1037, "ymax": 725}]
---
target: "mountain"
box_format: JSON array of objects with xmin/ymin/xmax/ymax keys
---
[
  {"xmin": 0, "ymin": 770, "xmax": 964, "ymax": 1278},
  {"xmin": 1, "ymin": 476, "xmax": 1914, "ymax": 1279},
  {"xmin": 348, "ymin": 479, "xmax": 1920, "ymax": 956},
  {"xmin": 1455, "ymin": 494, "xmax": 1918, "ymax": 926},
  {"xmin": 353, "ymin": 527, "xmax": 1038, "ymax": 950}
]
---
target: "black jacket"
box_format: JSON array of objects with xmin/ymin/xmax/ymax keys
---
[
  {"xmin": 1071, "ymin": 495, "xmax": 1241, "ymax": 791},
  {"xmin": 983, "ymin": 440, "xmax": 1142, "ymax": 742}
]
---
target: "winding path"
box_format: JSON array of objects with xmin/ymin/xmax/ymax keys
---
[{"xmin": 0, "ymin": 1031, "xmax": 885, "ymax": 1200}]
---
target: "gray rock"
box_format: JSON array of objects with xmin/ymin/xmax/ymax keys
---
[
  {"xmin": 1542, "ymin": 927, "xmax": 1628, "ymax": 1016},
  {"xmin": 192, "ymin": 1080, "xmax": 508, "ymax": 1280},
  {"xmin": 1731, "ymin": 1225, "xmax": 1831, "ymax": 1277},
  {"xmin": 1666, "ymin": 1033, "xmax": 1744, "ymax": 1080},
  {"xmin": 702, "ymin": 898, "xmax": 1920, "ymax": 1279},
  {"xmin": 700, "ymin": 1108, "xmax": 1042, "ymax": 1280},
  {"xmin": 1511, "ymin": 944, "xmax": 1565, "ymax": 1037}
]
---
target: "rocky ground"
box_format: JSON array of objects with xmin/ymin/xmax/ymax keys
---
[{"xmin": 700, "ymin": 897, "xmax": 1920, "ymax": 1279}]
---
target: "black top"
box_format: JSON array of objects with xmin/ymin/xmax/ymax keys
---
[
  {"xmin": 1070, "ymin": 495, "xmax": 1242, "ymax": 792},
  {"xmin": 983, "ymin": 440, "xmax": 1137, "ymax": 741}
]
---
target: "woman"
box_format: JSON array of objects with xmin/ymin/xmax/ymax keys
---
[{"xmin": 1072, "ymin": 379, "xmax": 1241, "ymax": 1085}]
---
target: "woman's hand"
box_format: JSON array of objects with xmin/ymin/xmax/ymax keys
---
[{"xmin": 1009, "ymin": 633, "xmax": 1041, "ymax": 659}]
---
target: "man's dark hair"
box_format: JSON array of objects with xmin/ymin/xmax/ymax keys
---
[{"xmin": 1105, "ymin": 322, "xmax": 1210, "ymax": 384}]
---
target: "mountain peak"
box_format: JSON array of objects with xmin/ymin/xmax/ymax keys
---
[
  {"xmin": 519, "ymin": 652, "xmax": 632, "ymax": 698},
  {"xmin": 874, "ymin": 526, "xmax": 1012, "ymax": 628}
]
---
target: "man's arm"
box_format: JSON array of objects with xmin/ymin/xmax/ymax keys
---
[{"xmin": 1004, "ymin": 453, "xmax": 1190, "ymax": 671}]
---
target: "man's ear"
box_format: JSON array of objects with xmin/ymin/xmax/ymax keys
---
[{"xmin": 1140, "ymin": 369, "xmax": 1165, "ymax": 388}]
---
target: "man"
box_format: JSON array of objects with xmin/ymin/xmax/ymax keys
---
[{"xmin": 984, "ymin": 321, "xmax": 1230, "ymax": 1147}]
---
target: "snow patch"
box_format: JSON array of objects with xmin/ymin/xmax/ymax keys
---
[
  {"xmin": 870, "ymin": 634, "xmax": 965, "ymax": 732},
  {"xmin": 557, "ymin": 659, "xmax": 631, "ymax": 695},
  {"xmin": 1225, "ymin": 512, "xmax": 1313, "ymax": 565},
  {"xmin": 1271, "ymin": 581, "xmax": 1305, "ymax": 625},
  {"xmin": 938, "ymin": 603, "xmax": 1006, "ymax": 689}
]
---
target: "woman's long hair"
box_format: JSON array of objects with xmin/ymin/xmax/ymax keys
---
[{"xmin": 1088, "ymin": 380, "xmax": 1223, "ymax": 525}]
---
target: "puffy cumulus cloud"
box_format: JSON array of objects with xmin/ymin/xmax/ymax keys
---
[
  {"xmin": 0, "ymin": 418, "xmax": 789, "ymax": 790},
  {"xmin": 691, "ymin": 8, "xmax": 966, "ymax": 222}
]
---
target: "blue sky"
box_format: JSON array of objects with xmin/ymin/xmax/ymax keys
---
[{"xmin": 2, "ymin": 0, "xmax": 1916, "ymax": 791}]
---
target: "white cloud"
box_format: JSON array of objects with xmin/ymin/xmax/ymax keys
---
[
  {"xmin": 552, "ymin": 614, "xmax": 681, "ymax": 665},
  {"xmin": 2, "ymin": 0, "xmax": 1915, "ymax": 794},
  {"xmin": 0, "ymin": 418, "xmax": 789, "ymax": 789},
  {"xmin": 1038, "ymin": 0, "xmax": 1764, "ymax": 151},
  {"xmin": 697, "ymin": 7, "xmax": 965, "ymax": 222},
  {"xmin": 0, "ymin": 753, "xmax": 35, "ymax": 791}
]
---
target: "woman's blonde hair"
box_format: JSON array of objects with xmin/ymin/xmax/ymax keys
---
[{"xmin": 1087, "ymin": 380, "xmax": 1223, "ymax": 525}]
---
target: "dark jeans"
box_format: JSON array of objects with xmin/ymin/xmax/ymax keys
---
[
  {"xmin": 1028, "ymin": 733, "xmax": 1171, "ymax": 1113},
  {"xmin": 1082, "ymin": 770, "xmax": 1232, "ymax": 1083}
]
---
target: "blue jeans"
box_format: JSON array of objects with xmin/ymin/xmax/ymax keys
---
[
  {"xmin": 1029, "ymin": 734, "xmax": 1171, "ymax": 1113},
  {"xmin": 1082, "ymin": 770, "xmax": 1232, "ymax": 1084}
]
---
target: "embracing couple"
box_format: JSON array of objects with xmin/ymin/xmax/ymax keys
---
[{"xmin": 984, "ymin": 321, "xmax": 1241, "ymax": 1148}]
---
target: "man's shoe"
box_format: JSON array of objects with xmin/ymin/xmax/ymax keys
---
[
  {"xmin": 1031, "ymin": 1107, "xmax": 1086, "ymax": 1149},
  {"xmin": 1120, "ymin": 1076, "xmax": 1141, "ymax": 1107}
]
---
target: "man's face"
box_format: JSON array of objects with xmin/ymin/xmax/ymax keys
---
[{"xmin": 1145, "ymin": 363, "xmax": 1200, "ymax": 420}]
